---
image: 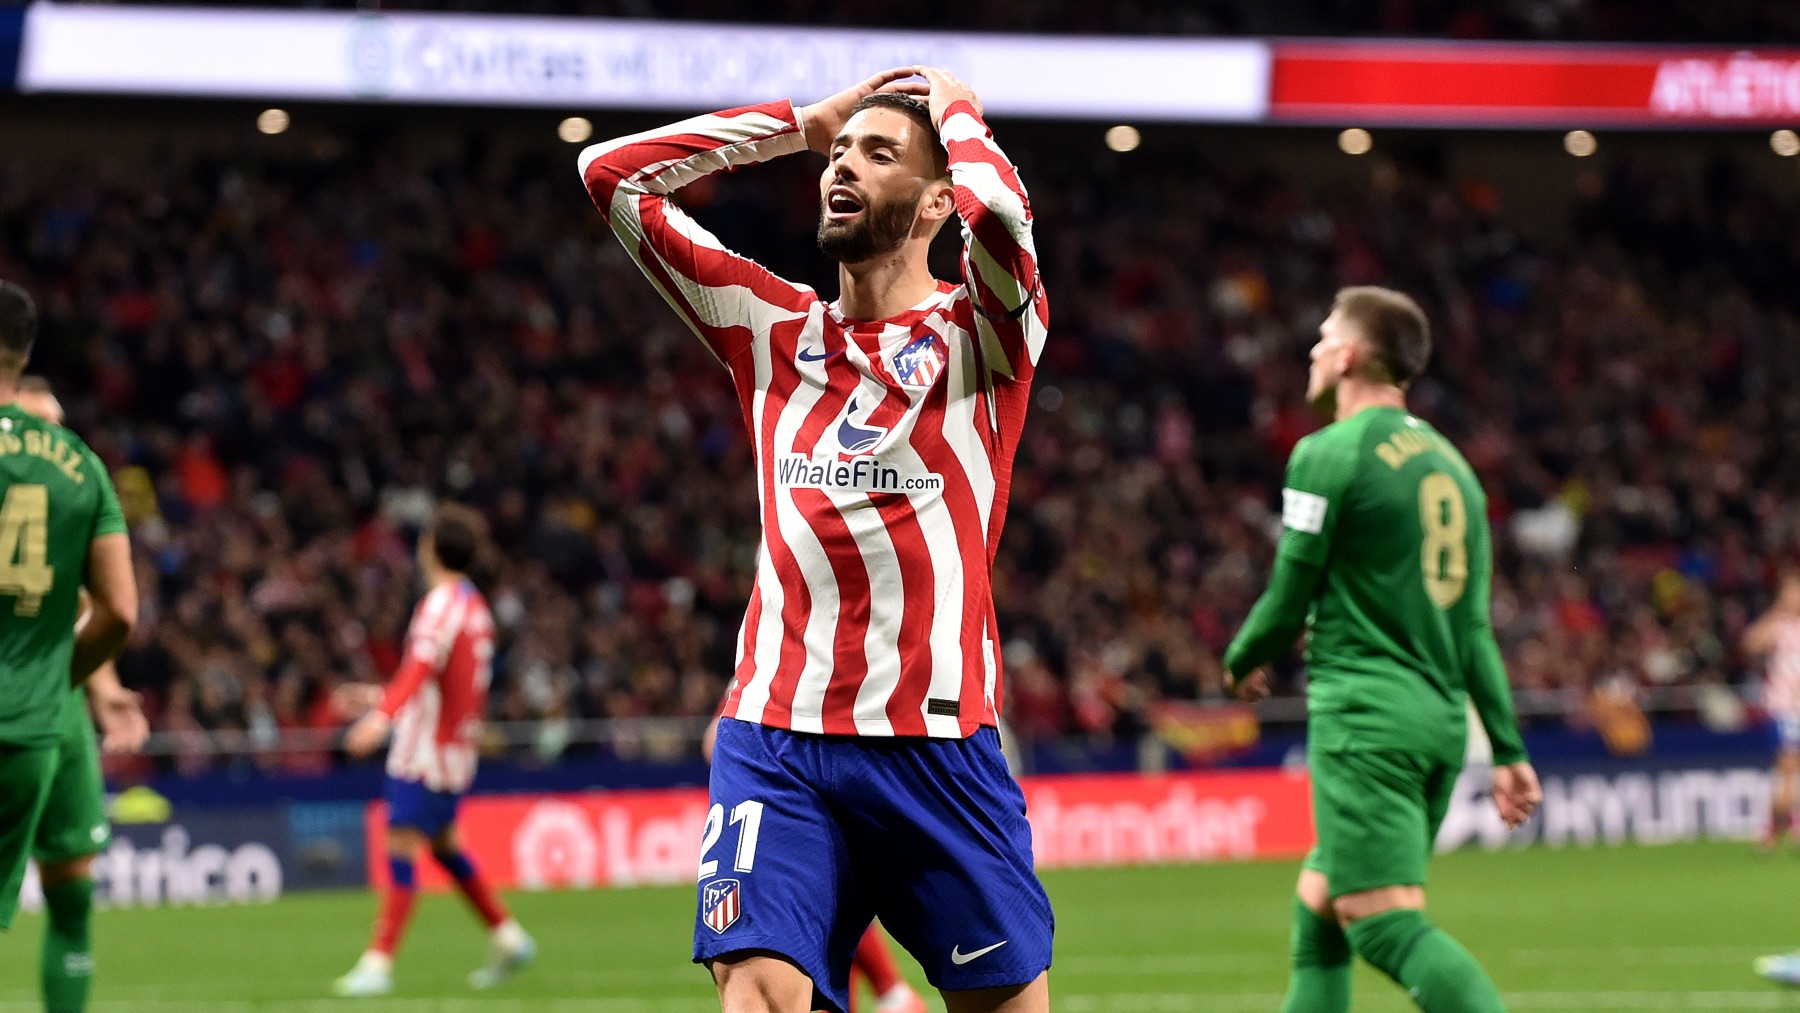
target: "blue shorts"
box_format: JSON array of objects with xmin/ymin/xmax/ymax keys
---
[
  {"xmin": 1778, "ymin": 715, "xmax": 1800, "ymax": 751},
  {"xmin": 694, "ymin": 719, "xmax": 1053, "ymax": 1013},
  {"xmin": 383, "ymin": 777, "xmax": 461, "ymax": 837}
]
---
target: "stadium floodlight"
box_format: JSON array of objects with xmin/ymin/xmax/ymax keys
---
[
  {"xmin": 558, "ymin": 117, "xmax": 593, "ymax": 144},
  {"xmin": 256, "ymin": 108, "xmax": 289, "ymax": 135},
  {"xmin": 1104, "ymin": 125, "xmax": 1140, "ymax": 153},
  {"xmin": 1563, "ymin": 129, "xmax": 1597, "ymax": 157},
  {"xmin": 1337, "ymin": 128, "xmax": 1372, "ymax": 155},
  {"xmin": 1773, "ymin": 129, "xmax": 1800, "ymax": 157}
]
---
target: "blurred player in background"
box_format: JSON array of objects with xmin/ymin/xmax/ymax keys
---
[
  {"xmin": 11, "ymin": 377, "xmax": 149, "ymax": 1013},
  {"xmin": 582, "ymin": 65, "xmax": 1052, "ymax": 1013},
  {"xmin": 1745, "ymin": 570, "xmax": 1800, "ymax": 851},
  {"xmin": 699, "ymin": 716, "xmax": 928, "ymax": 1013},
  {"xmin": 0, "ymin": 282, "xmax": 138, "ymax": 1013},
  {"xmin": 1747, "ymin": 572, "xmax": 1800, "ymax": 984},
  {"xmin": 1225, "ymin": 287, "xmax": 1540, "ymax": 1013},
  {"xmin": 331, "ymin": 504, "xmax": 534, "ymax": 997}
]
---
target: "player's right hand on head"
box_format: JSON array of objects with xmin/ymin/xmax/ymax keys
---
[{"xmin": 798, "ymin": 67, "xmax": 930, "ymax": 154}]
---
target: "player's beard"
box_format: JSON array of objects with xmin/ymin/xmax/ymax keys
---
[
  {"xmin": 816, "ymin": 188, "xmax": 918, "ymax": 264},
  {"xmin": 1306, "ymin": 370, "xmax": 1340, "ymax": 417}
]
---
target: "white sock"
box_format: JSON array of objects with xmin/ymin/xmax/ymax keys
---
[
  {"xmin": 358, "ymin": 951, "xmax": 394, "ymax": 974},
  {"xmin": 875, "ymin": 983, "xmax": 917, "ymax": 1011},
  {"xmin": 493, "ymin": 918, "xmax": 529, "ymax": 950}
]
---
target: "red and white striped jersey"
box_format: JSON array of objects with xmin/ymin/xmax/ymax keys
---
[
  {"xmin": 381, "ymin": 578, "xmax": 495, "ymax": 792},
  {"xmin": 580, "ymin": 99, "xmax": 1047, "ymax": 738},
  {"xmin": 1766, "ymin": 617, "xmax": 1800, "ymax": 715}
]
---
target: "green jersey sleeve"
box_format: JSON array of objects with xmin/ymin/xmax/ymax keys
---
[
  {"xmin": 84, "ymin": 447, "xmax": 126, "ymax": 540},
  {"xmin": 1462, "ymin": 498, "xmax": 1528, "ymax": 764},
  {"xmin": 1274, "ymin": 428, "xmax": 1359, "ymax": 567},
  {"xmin": 1222, "ymin": 427, "xmax": 1358, "ymax": 681}
]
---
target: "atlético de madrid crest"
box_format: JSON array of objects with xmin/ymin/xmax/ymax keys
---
[
  {"xmin": 891, "ymin": 332, "xmax": 947, "ymax": 389},
  {"xmin": 701, "ymin": 878, "xmax": 742, "ymax": 933}
]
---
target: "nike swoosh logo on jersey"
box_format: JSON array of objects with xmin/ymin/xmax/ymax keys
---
[
  {"xmin": 951, "ymin": 940, "xmax": 1008, "ymax": 965},
  {"xmin": 798, "ymin": 346, "xmax": 830, "ymax": 362},
  {"xmin": 835, "ymin": 398, "xmax": 884, "ymax": 454}
]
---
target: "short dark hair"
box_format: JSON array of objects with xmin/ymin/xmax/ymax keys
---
[
  {"xmin": 428, "ymin": 503, "xmax": 485, "ymax": 574},
  {"xmin": 848, "ymin": 92, "xmax": 947, "ymax": 176},
  {"xmin": 1332, "ymin": 286, "xmax": 1431, "ymax": 386},
  {"xmin": 0, "ymin": 282, "xmax": 37, "ymax": 361}
]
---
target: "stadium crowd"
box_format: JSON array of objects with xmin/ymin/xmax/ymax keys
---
[{"xmin": 0, "ymin": 121, "xmax": 1797, "ymax": 764}]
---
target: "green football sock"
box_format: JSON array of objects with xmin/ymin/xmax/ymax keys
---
[
  {"xmin": 1346, "ymin": 908, "xmax": 1506, "ymax": 1013},
  {"xmin": 41, "ymin": 877, "xmax": 94, "ymax": 1013},
  {"xmin": 1281, "ymin": 896, "xmax": 1351, "ymax": 1013}
]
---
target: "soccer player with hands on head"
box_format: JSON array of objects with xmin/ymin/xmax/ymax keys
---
[
  {"xmin": 1224, "ymin": 287, "xmax": 1541, "ymax": 1013},
  {"xmin": 582, "ymin": 65, "xmax": 1050, "ymax": 1013}
]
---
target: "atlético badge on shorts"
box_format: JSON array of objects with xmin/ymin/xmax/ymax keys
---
[{"xmin": 701, "ymin": 878, "xmax": 742, "ymax": 933}]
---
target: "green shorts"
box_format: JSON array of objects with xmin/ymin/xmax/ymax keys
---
[
  {"xmin": 0, "ymin": 743, "xmax": 59, "ymax": 930},
  {"xmin": 36, "ymin": 690, "xmax": 110, "ymax": 865},
  {"xmin": 1304, "ymin": 747, "xmax": 1461, "ymax": 898}
]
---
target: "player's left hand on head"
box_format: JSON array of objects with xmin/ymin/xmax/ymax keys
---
[
  {"xmin": 344, "ymin": 711, "xmax": 391, "ymax": 759},
  {"xmin": 1490, "ymin": 761, "xmax": 1543, "ymax": 829},
  {"xmin": 1231, "ymin": 668, "xmax": 1271, "ymax": 703},
  {"xmin": 914, "ymin": 66, "xmax": 982, "ymax": 127},
  {"xmin": 94, "ymin": 686, "xmax": 149, "ymax": 755}
]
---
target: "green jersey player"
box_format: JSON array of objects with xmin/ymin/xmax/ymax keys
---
[
  {"xmin": 0, "ymin": 282, "xmax": 138, "ymax": 1013},
  {"xmin": 1224, "ymin": 286, "xmax": 1541, "ymax": 1013},
  {"xmin": 14, "ymin": 376, "xmax": 149, "ymax": 1013}
]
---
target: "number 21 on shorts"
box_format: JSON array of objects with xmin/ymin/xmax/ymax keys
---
[{"xmin": 697, "ymin": 799, "xmax": 765, "ymax": 880}]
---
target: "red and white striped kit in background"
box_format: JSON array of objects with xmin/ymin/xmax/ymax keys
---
[
  {"xmin": 381, "ymin": 578, "xmax": 496, "ymax": 792},
  {"xmin": 580, "ymin": 99, "xmax": 1047, "ymax": 739},
  {"xmin": 1765, "ymin": 617, "xmax": 1800, "ymax": 716}
]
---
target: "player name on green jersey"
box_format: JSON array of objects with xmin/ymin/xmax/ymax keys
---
[
  {"xmin": 1226, "ymin": 406, "xmax": 1525, "ymax": 765},
  {"xmin": 0, "ymin": 406, "xmax": 127, "ymax": 748}
]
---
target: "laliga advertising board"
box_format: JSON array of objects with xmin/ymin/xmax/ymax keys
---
[{"xmin": 364, "ymin": 771, "xmax": 1317, "ymax": 892}]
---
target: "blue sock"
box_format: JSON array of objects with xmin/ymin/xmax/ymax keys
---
[
  {"xmin": 388, "ymin": 856, "xmax": 416, "ymax": 890},
  {"xmin": 433, "ymin": 849, "xmax": 475, "ymax": 882}
]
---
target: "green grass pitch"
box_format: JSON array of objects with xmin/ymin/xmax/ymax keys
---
[{"xmin": 1, "ymin": 841, "xmax": 1795, "ymax": 1011}]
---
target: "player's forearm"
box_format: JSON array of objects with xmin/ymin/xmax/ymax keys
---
[
  {"xmin": 578, "ymin": 102, "xmax": 807, "ymax": 219},
  {"xmin": 70, "ymin": 612, "xmax": 130, "ymax": 688},
  {"xmin": 74, "ymin": 532, "xmax": 137, "ymax": 687},
  {"xmin": 86, "ymin": 660, "xmax": 125, "ymax": 701},
  {"xmin": 377, "ymin": 657, "xmax": 434, "ymax": 717},
  {"xmin": 941, "ymin": 102, "xmax": 1046, "ymax": 372},
  {"xmin": 1224, "ymin": 555, "xmax": 1324, "ymax": 681},
  {"xmin": 1467, "ymin": 635, "xmax": 1528, "ymax": 765}
]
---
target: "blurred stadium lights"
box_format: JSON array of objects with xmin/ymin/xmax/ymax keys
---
[
  {"xmin": 1104, "ymin": 124, "xmax": 1140, "ymax": 152},
  {"xmin": 1337, "ymin": 127, "xmax": 1372, "ymax": 155},
  {"xmin": 11, "ymin": 4, "xmax": 1800, "ymax": 128},
  {"xmin": 1774, "ymin": 128, "xmax": 1800, "ymax": 156},
  {"xmin": 1563, "ymin": 129, "xmax": 1597, "ymax": 156},
  {"xmin": 255, "ymin": 107, "xmax": 289, "ymax": 135},
  {"xmin": 557, "ymin": 115, "xmax": 593, "ymax": 143}
]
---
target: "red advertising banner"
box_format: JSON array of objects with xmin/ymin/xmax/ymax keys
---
[
  {"xmin": 366, "ymin": 769, "xmax": 1314, "ymax": 891},
  {"xmin": 1271, "ymin": 41, "xmax": 1800, "ymax": 126}
]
